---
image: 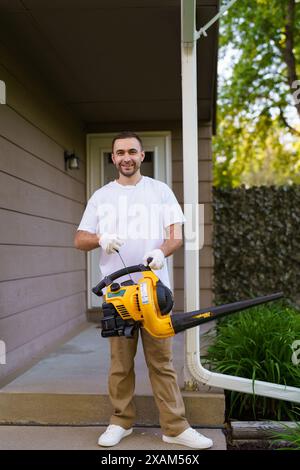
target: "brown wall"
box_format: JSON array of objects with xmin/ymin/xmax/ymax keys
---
[{"xmin": 0, "ymin": 43, "xmax": 87, "ymax": 382}]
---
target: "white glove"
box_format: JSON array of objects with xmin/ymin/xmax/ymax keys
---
[
  {"xmin": 143, "ymin": 249, "xmax": 165, "ymax": 270},
  {"xmin": 99, "ymin": 233, "xmax": 124, "ymax": 254}
]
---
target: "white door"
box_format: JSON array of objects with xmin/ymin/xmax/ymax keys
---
[{"xmin": 86, "ymin": 132, "xmax": 172, "ymax": 308}]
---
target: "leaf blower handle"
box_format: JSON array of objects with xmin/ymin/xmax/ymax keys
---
[{"xmin": 92, "ymin": 262, "xmax": 152, "ymax": 297}]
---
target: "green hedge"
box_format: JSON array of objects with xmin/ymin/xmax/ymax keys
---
[
  {"xmin": 204, "ymin": 301, "xmax": 300, "ymax": 420},
  {"xmin": 213, "ymin": 185, "xmax": 300, "ymax": 304}
]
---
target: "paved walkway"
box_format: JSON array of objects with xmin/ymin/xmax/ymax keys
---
[
  {"xmin": 0, "ymin": 322, "xmax": 226, "ymax": 449},
  {"xmin": 0, "ymin": 425, "xmax": 226, "ymax": 450}
]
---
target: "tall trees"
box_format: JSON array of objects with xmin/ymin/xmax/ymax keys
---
[{"xmin": 214, "ymin": 0, "xmax": 300, "ymax": 187}]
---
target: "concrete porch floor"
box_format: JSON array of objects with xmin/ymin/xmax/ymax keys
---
[
  {"xmin": 0, "ymin": 425, "xmax": 226, "ymax": 450},
  {"xmin": 0, "ymin": 322, "xmax": 225, "ymax": 429}
]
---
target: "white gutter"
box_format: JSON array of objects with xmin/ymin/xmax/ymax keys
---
[{"xmin": 181, "ymin": 0, "xmax": 300, "ymax": 403}]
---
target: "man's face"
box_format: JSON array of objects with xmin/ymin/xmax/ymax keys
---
[{"xmin": 112, "ymin": 138, "xmax": 145, "ymax": 177}]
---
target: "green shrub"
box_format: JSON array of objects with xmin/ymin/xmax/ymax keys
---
[
  {"xmin": 271, "ymin": 409, "xmax": 300, "ymax": 450},
  {"xmin": 213, "ymin": 185, "xmax": 300, "ymax": 305},
  {"xmin": 203, "ymin": 301, "xmax": 300, "ymax": 420}
]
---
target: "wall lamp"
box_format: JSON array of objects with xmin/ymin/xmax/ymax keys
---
[{"xmin": 64, "ymin": 151, "xmax": 80, "ymax": 171}]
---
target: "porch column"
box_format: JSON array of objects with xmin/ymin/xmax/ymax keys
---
[{"xmin": 181, "ymin": 0, "xmax": 200, "ymax": 388}]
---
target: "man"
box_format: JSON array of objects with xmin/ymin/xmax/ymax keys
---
[{"xmin": 74, "ymin": 131, "xmax": 213, "ymax": 450}]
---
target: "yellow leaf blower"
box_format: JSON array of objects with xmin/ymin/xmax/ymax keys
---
[{"xmin": 92, "ymin": 260, "xmax": 283, "ymax": 339}]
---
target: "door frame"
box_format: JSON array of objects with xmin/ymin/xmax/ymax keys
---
[{"xmin": 86, "ymin": 131, "xmax": 173, "ymax": 309}]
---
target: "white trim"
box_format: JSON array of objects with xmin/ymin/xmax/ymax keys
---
[
  {"xmin": 165, "ymin": 133, "xmax": 172, "ymax": 191},
  {"xmin": 187, "ymin": 344, "xmax": 300, "ymax": 402},
  {"xmin": 165, "ymin": 133, "xmax": 174, "ymax": 289},
  {"xmin": 153, "ymin": 145, "xmax": 159, "ymax": 180},
  {"xmin": 100, "ymin": 149, "xmax": 105, "ymax": 187},
  {"xmin": 86, "ymin": 136, "xmax": 92, "ymax": 309}
]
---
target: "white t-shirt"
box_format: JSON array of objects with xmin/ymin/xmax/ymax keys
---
[{"xmin": 77, "ymin": 176, "xmax": 185, "ymax": 288}]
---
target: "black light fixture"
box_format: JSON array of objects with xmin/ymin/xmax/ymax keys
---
[{"xmin": 64, "ymin": 151, "xmax": 80, "ymax": 171}]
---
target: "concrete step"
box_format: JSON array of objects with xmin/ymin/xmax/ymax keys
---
[
  {"xmin": 0, "ymin": 425, "xmax": 227, "ymax": 450},
  {"xmin": 0, "ymin": 324, "xmax": 225, "ymax": 427}
]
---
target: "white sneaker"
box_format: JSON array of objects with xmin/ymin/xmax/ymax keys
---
[
  {"xmin": 98, "ymin": 424, "xmax": 133, "ymax": 447},
  {"xmin": 162, "ymin": 427, "xmax": 213, "ymax": 449}
]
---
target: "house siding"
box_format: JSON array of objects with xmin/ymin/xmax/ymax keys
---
[
  {"xmin": 0, "ymin": 45, "xmax": 87, "ymax": 382},
  {"xmin": 172, "ymin": 124, "xmax": 214, "ymax": 311}
]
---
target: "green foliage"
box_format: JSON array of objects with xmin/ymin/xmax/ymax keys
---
[
  {"xmin": 214, "ymin": 0, "xmax": 300, "ymax": 187},
  {"xmin": 213, "ymin": 114, "xmax": 300, "ymax": 188},
  {"xmin": 204, "ymin": 302, "xmax": 300, "ymax": 420},
  {"xmin": 213, "ymin": 185, "xmax": 300, "ymax": 304}
]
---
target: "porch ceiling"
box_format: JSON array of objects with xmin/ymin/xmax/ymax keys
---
[{"xmin": 0, "ymin": 0, "xmax": 219, "ymax": 125}]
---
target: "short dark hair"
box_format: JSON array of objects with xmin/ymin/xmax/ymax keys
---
[{"xmin": 112, "ymin": 131, "xmax": 143, "ymax": 152}]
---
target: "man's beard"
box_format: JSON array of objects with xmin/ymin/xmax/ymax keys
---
[{"xmin": 117, "ymin": 162, "xmax": 140, "ymax": 177}]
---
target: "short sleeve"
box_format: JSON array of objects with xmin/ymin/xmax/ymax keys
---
[
  {"xmin": 162, "ymin": 185, "xmax": 186, "ymax": 228},
  {"xmin": 77, "ymin": 195, "xmax": 98, "ymax": 233}
]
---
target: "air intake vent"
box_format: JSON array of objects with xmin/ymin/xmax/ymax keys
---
[{"xmin": 116, "ymin": 305, "xmax": 131, "ymax": 319}]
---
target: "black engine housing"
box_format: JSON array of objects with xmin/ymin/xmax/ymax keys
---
[{"xmin": 101, "ymin": 302, "xmax": 138, "ymax": 338}]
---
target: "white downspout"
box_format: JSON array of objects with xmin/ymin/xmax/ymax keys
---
[{"xmin": 181, "ymin": 0, "xmax": 300, "ymax": 403}]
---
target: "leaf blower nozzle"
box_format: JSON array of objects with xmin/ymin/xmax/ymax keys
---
[{"xmin": 92, "ymin": 263, "xmax": 284, "ymax": 339}]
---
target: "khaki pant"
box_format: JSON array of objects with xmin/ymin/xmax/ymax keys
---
[{"xmin": 108, "ymin": 327, "xmax": 190, "ymax": 436}]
